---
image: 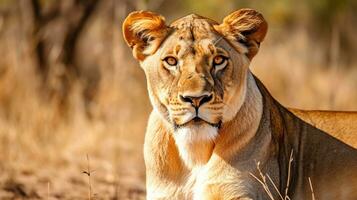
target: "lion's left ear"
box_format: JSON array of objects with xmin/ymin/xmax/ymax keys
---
[
  {"xmin": 123, "ymin": 11, "xmax": 170, "ymax": 61},
  {"xmin": 214, "ymin": 9, "xmax": 268, "ymax": 60}
]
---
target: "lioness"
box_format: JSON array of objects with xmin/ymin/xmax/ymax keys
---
[{"xmin": 123, "ymin": 9, "xmax": 357, "ymax": 200}]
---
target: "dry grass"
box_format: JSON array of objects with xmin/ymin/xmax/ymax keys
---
[
  {"xmin": 252, "ymin": 29, "xmax": 357, "ymax": 111},
  {"xmin": 308, "ymin": 177, "xmax": 316, "ymax": 200},
  {"xmin": 0, "ymin": 4, "xmax": 148, "ymax": 198},
  {"xmin": 250, "ymin": 151, "xmax": 317, "ymax": 200},
  {"xmin": 250, "ymin": 151, "xmax": 293, "ymax": 200},
  {"xmin": 0, "ymin": 3, "xmax": 356, "ymax": 199}
]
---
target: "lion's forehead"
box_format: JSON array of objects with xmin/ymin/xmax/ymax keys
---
[
  {"xmin": 159, "ymin": 15, "xmax": 229, "ymax": 60},
  {"xmin": 167, "ymin": 39, "xmax": 216, "ymax": 59},
  {"xmin": 170, "ymin": 14, "xmax": 219, "ymax": 41},
  {"xmin": 162, "ymin": 32, "xmax": 223, "ymax": 60}
]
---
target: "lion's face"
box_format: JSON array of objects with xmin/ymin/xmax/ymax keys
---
[
  {"xmin": 143, "ymin": 21, "xmax": 248, "ymax": 129},
  {"xmin": 123, "ymin": 9, "xmax": 267, "ymax": 141}
]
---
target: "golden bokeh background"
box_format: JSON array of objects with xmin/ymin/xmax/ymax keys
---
[{"xmin": 0, "ymin": 0, "xmax": 356, "ymax": 199}]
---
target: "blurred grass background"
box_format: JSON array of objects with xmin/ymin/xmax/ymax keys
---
[{"xmin": 0, "ymin": 0, "xmax": 356, "ymax": 199}]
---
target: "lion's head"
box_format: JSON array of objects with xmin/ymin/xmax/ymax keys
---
[{"xmin": 123, "ymin": 9, "xmax": 267, "ymax": 143}]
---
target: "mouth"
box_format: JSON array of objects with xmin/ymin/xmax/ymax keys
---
[{"xmin": 174, "ymin": 117, "xmax": 222, "ymax": 130}]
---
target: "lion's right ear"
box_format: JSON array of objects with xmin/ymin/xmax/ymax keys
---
[{"xmin": 122, "ymin": 11, "xmax": 169, "ymax": 61}]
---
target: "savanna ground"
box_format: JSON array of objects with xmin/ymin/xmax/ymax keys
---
[{"xmin": 0, "ymin": 0, "xmax": 356, "ymax": 199}]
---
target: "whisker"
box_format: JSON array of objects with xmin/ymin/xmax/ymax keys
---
[
  {"xmin": 213, "ymin": 36, "xmax": 224, "ymax": 45},
  {"xmin": 171, "ymin": 112, "xmax": 188, "ymax": 116},
  {"xmin": 170, "ymin": 108, "xmax": 189, "ymax": 112},
  {"xmin": 205, "ymin": 107, "xmax": 223, "ymax": 110}
]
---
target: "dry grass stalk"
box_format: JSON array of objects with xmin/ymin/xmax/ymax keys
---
[
  {"xmin": 284, "ymin": 150, "xmax": 294, "ymax": 199},
  {"xmin": 250, "ymin": 150, "xmax": 294, "ymax": 200},
  {"xmin": 266, "ymin": 174, "xmax": 285, "ymax": 200},
  {"xmin": 250, "ymin": 162, "xmax": 275, "ymax": 200},
  {"xmin": 308, "ymin": 177, "xmax": 316, "ymax": 200},
  {"xmin": 83, "ymin": 154, "xmax": 93, "ymax": 200},
  {"xmin": 47, "ymin": 181, "xmax": 50, "ymax": 200}
]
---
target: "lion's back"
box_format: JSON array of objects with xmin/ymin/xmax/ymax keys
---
[{"xmin": 289, "ymin": 109, "xmax": 357, "ymax": 148}]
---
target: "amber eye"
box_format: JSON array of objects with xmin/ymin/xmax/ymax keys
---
[
  {"xmin": 164, "ymin": 56, "xmax": 178, "ymax": 66},
  {"xmin": 213, "ymin": 55, "xmax": 228, "ymax": 71},
  {"xmin": 213, "ymin": 55, "xmax": 225, "ymax": 65}
]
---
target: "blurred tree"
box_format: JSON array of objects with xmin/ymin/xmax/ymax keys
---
[
  {"xmin": 19, "ymin": 0, "xmax": 100, "ymax": 109},
  {"xmin": 303, "ymin": 0, "xmax": 357, "ymax": 66}
]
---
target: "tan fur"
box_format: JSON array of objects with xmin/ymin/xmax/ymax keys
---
[
  {"xmin": 123, "ymin": 9, "xmax": 357, "ymax": 200},
  {"xmin": 289, "ymin": 109, "xmax": 357, "ymax": 148}
]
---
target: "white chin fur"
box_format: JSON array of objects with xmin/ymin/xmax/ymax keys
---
[
  {"xmin": 174, "ymin": 123, "xmax": 218, "ymax": 143},
  {"xmin": 173, "ymin": 123, "xmax": 218, "ymax": 167}
]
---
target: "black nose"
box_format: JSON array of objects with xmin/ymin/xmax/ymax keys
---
[{"xmin": 179, "ymin": 94, "xmax": 213, "ymax": 108}]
